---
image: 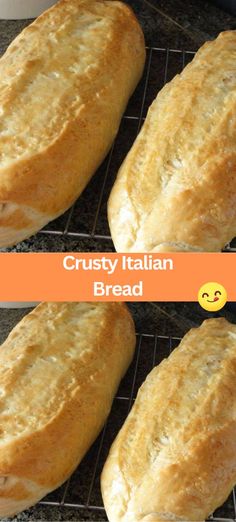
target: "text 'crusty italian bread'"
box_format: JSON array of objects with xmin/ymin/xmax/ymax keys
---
[
  {"xmin": 101, "ymin": 318, "xmax": 236, "ymax": 522},
  {"xmin": 108, "ymin": 31, "xmax": 236, "ymax": 252},
  {"xmin": 0, "ymin": 302, "xmax": 135, "ymax": 517},
  {"xmin": 0, "ymin": 0, "xmax": 145, "ymax": 248}
]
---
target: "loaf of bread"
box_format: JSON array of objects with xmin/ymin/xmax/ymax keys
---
[
  {"xmin": 0, "ymin": 301, "xmax": 135, "ymax": 517},
  {"xmin": 0, "ymin": 0, "xmax": 145, "ymax": 248},
  {"xmin": 108, "ymin": 31, "xmax": 236, "ymax": 252},
  {"xmin": 101, "ymin": 318, "xmax": 236, "ymax": 522}
]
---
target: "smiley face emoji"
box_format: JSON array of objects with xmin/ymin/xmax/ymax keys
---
[{"xmin": 198, "ymin": 282, "xmax": 227, "ymax": 312}]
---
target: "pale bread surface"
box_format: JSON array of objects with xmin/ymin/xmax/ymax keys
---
[
  {"xmin": 0, "ymin": 0, "xmax": 145, "ymax": 247},
  {"xmin": 0, "ymin": 302, "xmax": 135, "ymax": 517},
  {"xmin": 108, "ymin": 31, "xmax": 236, "ymax": 252},
  {"xmin": 102, "ymin": 318, "xmax": 236, "ymax": 522}
]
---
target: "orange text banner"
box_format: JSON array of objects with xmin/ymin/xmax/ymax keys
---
[{"xmin": 0, "ymin": 253, "xmax": 235, "ymax": 302}]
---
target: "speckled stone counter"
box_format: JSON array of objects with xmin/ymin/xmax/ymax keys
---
[
  {"xmin": 0, "ymin": 301, "xmax": 235, "ymax": 522},
  {"xmin": 1, "ymin": 301, "xmax": 236, "ymax": 341},
  {"xmin": 0, "ymin": 0, "xmax": 235, "ymax": 252}
]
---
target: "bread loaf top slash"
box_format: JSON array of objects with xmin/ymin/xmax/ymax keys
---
[
  {"xmin": 108, "ymin": 31, "xmax": 236, "ymax": 252},
  {"xmin": 0, "ymin": 0, "xmax": 145, "ymax": 248},
  {"xmin": 101, "ymin": 318, "xmax": 236, "ymax": 522},
  {"xmin": 0, "ymin": 302, "xmax": 135, "ymax": 517}
]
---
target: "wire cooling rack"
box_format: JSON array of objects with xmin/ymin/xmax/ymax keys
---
[
  {"xmin": 36, "ymin": 46, "xmax": 236, "ymax": 253},
  {"xmin": 35, "ymin": 333, "xmax": 236, "ymax": 522}
]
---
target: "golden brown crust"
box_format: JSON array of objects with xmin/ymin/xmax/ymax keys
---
[
  {"xmin": 108, "ymin": 31, "xmax": 236, "ymax": 252},
  {"xmin": 0, "ymin": 0, "xmax": 145, "ymax": 247},
  {"xmin": 101, "ymin": 318, "xmax": 236, "ymax": 522},
  {"xmin": 0, "ymin": 302, "xmax": 136, "ymax": 517}
]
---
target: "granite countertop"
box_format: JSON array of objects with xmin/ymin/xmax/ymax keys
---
[
  {"xmin": 0, "ymin": 301, "xmax": 236, "ymax": 522},
  {"xmin": 0, "ymin": 0, "xmax": 236, "ymax": 252}
]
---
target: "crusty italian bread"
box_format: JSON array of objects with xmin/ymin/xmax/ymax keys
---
[
  {"xmin": 0, "ymin": 0, "xmax": 145, "ymax": 248},
  {"xmin": 101, "ymin": 318, "xmax": 236, "ymax": 522},
  {"xmin": 0, "ymin": 301, "xmax": 135, "ymax": 517},
  {"xmin": 108, "ymin": 31, "xmax": 236, "ymax": 252}
]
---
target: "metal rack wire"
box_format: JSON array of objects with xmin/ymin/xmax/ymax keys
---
[
  {"xmin": 37, "ymin": 333, "xmax": 236, "ymax": 522},
  {"xmin": 36, "ymin": 46, "xmax": 236, "ymax": 252}
]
